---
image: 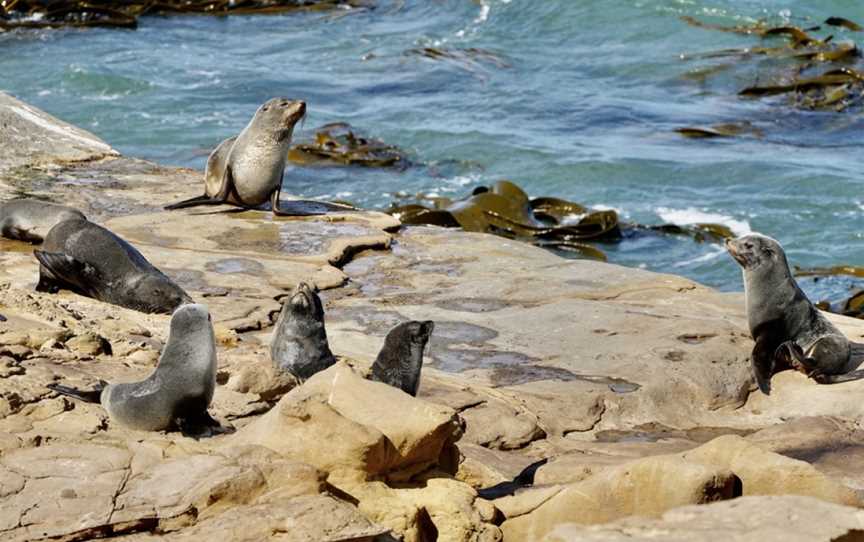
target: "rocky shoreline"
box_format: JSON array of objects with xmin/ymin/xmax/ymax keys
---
[{"xmin": 2, "ymin": 92, "xmax": 864, "ymax": 541}]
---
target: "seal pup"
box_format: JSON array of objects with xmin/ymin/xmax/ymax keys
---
[
  {"xmin": 164, "ymin": 98, "xmax": 346, "ymax": 216},
  {"xmin": 370, "ymin": 321, "xmax": 435, "ymax": 396},
  {"xmin": 0, "ymin": 199, "xmax": 85, "ymax": 243},
  {"xmin": 34, "ymin": 218, "xmax": 193, "ymax": 314},
  {"xmin": 48, "ymin": 303, "xmax": 219, "ymax": 434},
  {"xmin": 726, "ymin": 233, "xmax": 852, "ymax": 394},
  {"xmin": 270, "ymin": 282, "xmax": 336, "ymax": 381}
]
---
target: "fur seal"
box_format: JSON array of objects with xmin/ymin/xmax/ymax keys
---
[
  {"xmin": 34, "ymin": 218, "xmax": 193, "ymax": 314},
  {"xmin": 0, "ymin": 199, "xmax": 85, "ymax": 243},
  {"xmin": 164, "ymin": 98, "xmax": 347, "ymax": 216},
  {"xmin": 369, "ymin": 320, "xmax": 435, "ymax": 396},
  {"xmin": 726, "ymin": 233, "xmax": 852, "ymax": 394},
  {"xmin": 48, "ymin": 303, "xmax": 219, "ymax": 433},
  {"xmin": 270, "ymin": 282, "xmax": 336, "ymax": 380}
]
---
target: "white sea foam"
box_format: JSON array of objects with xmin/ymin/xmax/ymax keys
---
[
  {"xmin": 591, "ymin": 203, "xmax": 622, "ymax": 214},
  {"xmin": 474, "ymin": 1, "xmax": 490, "ymax": 24},
  {"xmin": 445, "ymin": 173, "xmax": 481, "ymax": 188},
  {"xmin": 673, "ymin": 246, "xmax": 727, "ymax": 268},
  {"xmin": 655, "ymin": 207, "xmax": 751, "ymax": 236}
]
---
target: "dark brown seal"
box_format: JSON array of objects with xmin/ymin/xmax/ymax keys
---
[
  {"xmin": 369, "ymin": 320, "xmax": 435, "ymax": 396},
  {"xmin": 34, "ymin": 218, "xmax": 192, "ymax": 314}
]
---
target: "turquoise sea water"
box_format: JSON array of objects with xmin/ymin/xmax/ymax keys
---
[{"xmin": 2, "ymin": 0, "xmax": 863, "ymax": 300}]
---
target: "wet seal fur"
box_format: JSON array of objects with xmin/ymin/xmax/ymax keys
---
[
  {"xmin": 34, "ymin": 218, "xmax": 192, "ymax": 314},
  {"xmin": 370, "ymin": 320, "xmax": 435, "ymax": 396},
  {"xmin": 0, "ymin": 199, "xmax": 85, "ymax": 243},
  {"xmin": 727, "ymin": 233, "xmax": 852, "ymax": 394},
  {"xmin": 165, "ymin": 98, "xmax": 350, "ymax": 216},
  {"xmin": 270, "ymin": 282, "xmax": 336, "ymax": 381},
  {"xmin": 48, "ymin": 303, "xmax": 220, "ymax": 435}
]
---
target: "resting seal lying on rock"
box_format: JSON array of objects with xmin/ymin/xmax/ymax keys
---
[
  {"xmin": 34, "ymin": 218, "xmax": 192, "ymax": 314},
  {"xmin": 0, "ymin": 199, "xmax": 85, "ymax": 243},
  {"xmin": 48, "ymin": 303, "xmax": 219, "ymax": 434},
  {"xmin": 727, "ymin": 233, "xmax": 852, "ymax": 394}
]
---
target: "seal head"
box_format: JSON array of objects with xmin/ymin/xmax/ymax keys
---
[
  {"xmin": 370, "ymin": 320, "xmax": 435, "ymax": 396},
  {"xmin": 270, "ymin": 282, "xmax": 336, "ymax": 381}
]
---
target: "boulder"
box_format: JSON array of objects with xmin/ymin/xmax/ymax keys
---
[
  {"xmin": 501, "ymin": 454, "xmax": 740, "ymax": 540},
  {"xmin": 235, "ymin": 362, "xmax": 463, "ymax": 482},
  {"xmin": 545, "ymin": 495, "xmax": 864, "ymax": 542}
]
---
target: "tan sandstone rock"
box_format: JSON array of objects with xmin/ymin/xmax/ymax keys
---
[
  {"xmin": 235, "ymin": 361, "xmax": 463, "ymax": 482},
  {"xmin": 500, "ymin": 454, "xmax": 740, "ymax": 541},
  {"xmin": 545, "ymin": 495, "xmax": 864, "ymax": 542},
  {"xmin": 682, "ymin": 434, "xmax": 861, "ymax": 506}
]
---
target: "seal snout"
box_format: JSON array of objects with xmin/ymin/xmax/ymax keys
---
[
  {"xmin": 725, "ymin": 237, "xmax": 748, "ymax": 267},
  {"xmin": 280, "ymin": 99, "xmax": 306, "ymax": 122}
]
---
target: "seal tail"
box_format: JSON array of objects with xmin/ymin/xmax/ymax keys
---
[
  {"xmin": 164, "ymin": 194, "xmax": 225, "ymax": 210},
  {"xmin": 47, "ymin": 381, "xmax": 107, "ymax": 403}
]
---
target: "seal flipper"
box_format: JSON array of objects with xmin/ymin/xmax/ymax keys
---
[
  {"xmin": 47, "ymin": 380, "xmax": 107, "ymax": 403},
  {"xmin": 174, "ymin": 409, "xmax": 224, "ymax": 439},
  {"xmin": 164, "ymin": 194, "xmax": 226, "ymax": 210},
  {"xmin": 164, "ymin": 165, "xmax": 237, "ymax": 210},
  {"xmin": 3, "ymin": 225, "xmax": 42, "ymax": 244},
  {"xmin": 34, "ymin": 250, "xmax": 101, "ymax": 297},
  {"xmin": 751, "ymin": 333, "xmax": 778, "ymax": 395}
]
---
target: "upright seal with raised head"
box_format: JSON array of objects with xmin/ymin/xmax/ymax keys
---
[
  {"xmin": 0, "ymin": 199, "xmax": 85, "ymax": 243},
  {"xmin": 34, "ymin": 218, "xmax": 192, "ymax": 314},
  {"xmin": 165, "ymin": 98, "xmax": 346, "ymax": 216},
  {"xmin": 726, "ymin": 233, "xmax": 852, "ymax": 394},
  {"xmin": 370, "ymin": 320, "xmax": 435, "ymax": 396},
  {"xmin": 270, "ymin": 282, "xmax": 336, "ymax": 381},
  {"xmin": 48, "ymin": 303, "xmax": 219, "ymax": 433}
]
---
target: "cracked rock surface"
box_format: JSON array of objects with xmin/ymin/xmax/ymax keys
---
[{"xmin": 4, "ymin": 93, "xmax": 864, "ymax": 540}]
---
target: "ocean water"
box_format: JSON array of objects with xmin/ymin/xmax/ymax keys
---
[{"xmin": 2, "ymin": 0, "xmax": 863, "ymax": 300}]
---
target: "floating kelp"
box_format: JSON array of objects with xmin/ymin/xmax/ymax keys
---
[
  {"xmin": 288, "ymin": 123, "xmax": 408, "ymax": 169},
  {"xmin": 680, "ymin": 13, "xmax": 864, "ymax": 114},
  {"xmin": 386, "ymin": 180, "xmax": 735, "ymax": 262},
  {"xmin": 639, "ymin": 223, "xmax": 734, "ymax": 244},
  {"xmin": 675, "ymin": 121, "xmax": 764, "ymax": 139},
  {"xmin": 406, "ymin": 47, "xmax": 510, "ymax": 69},
  {"xmin": 825, "ymin": 17, "xmax": 863, "ymax": 32},
  {"xmin": 679, "ymin": 15, "xmax": 769, "ymax": 36},
  {"xmin": 740, "ymin": 67, "xmax": 864, "ymax": 111},
  {"xmin": 0, "ymin": 0, "xmax": 368, "ymax": 30},
  {"xmin": 795, "ymin": 265, "xmax": 864, "ymax": 278},
  {"xmin": 795, "ymin": 265, "xmax": 864, "ymax": 319}
]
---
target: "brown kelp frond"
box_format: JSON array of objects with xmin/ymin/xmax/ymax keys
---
[
  {"xmin": 288, "ymin": 122, "xmax": 409, "ymax": 169},
  {"xmin": 675, "ymin": 121, "xmax": 764, "ymax": 139},
  {"xmin": 385, "ymin": 180, "xmax": 734, "ymax": 262},
  {"xmin": 0, "ymin": 0, "xmax": 371, "ymax": 30},
  {"xmin": 680, "ymin": 12, "xmax": 864, "ymax": 115}
]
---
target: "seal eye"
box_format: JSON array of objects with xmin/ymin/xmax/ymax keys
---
[
  {"xmin": 262, "ymin": 106, "xmax": 270, "ymax": 112},
  {"xmin": 744, "ymin": 243, "xmax": 754, "ymax": 250}
]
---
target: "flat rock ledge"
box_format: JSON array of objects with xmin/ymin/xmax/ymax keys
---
[{"xmin": 3, "ymin": 92, "xmax": 864, "ymax": 541}]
